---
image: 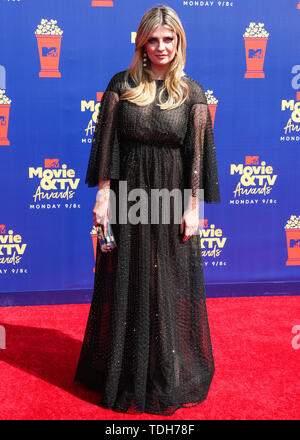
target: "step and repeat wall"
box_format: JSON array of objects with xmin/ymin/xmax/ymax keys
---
[{"xmin": 1, "ymin": 0, "xmax": 300, "ymax": 299}]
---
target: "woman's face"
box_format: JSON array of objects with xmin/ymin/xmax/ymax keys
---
[{"xmin": 144, "ymin": 25, "xmax": 177, "ymax": 69}]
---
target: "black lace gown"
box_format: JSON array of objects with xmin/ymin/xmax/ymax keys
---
[{"xmin": 74, "ymin": 69, "xmax": 221, "ymax": 416}]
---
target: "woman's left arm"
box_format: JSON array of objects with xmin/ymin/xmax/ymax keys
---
[{"xmin": 181, "ymin": 86, "xmax": 221, "ymax": 241}]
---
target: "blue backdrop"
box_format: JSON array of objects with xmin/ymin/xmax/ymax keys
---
[{"xmin": 1, "ymin": 0, "xmax": 300, "ymax": 304}]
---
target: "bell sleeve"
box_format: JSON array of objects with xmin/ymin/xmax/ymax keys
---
[
  {"xmin": 85, "ymin": 74, "xmax": 120, "ymax": 187},
  {"xmin": 183, "ymin": 87, "xmax": 221, "ymax": 204}
]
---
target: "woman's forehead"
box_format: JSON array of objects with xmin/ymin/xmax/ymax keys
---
[{"xmin": 149, "ymin": 25, "xmax": 175, "ymax": 37}]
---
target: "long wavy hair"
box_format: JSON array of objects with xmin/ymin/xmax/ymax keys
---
[{"xmin": 119, "ymin": 5, "xmax": 190, "ymax": 110}]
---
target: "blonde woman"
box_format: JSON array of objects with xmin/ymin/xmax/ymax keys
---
[{"xmin": 74, "ymin": 4, "xmax": 220, "ymax": 416}]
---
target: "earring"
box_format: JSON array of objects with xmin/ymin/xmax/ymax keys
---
[{"xmin": 143, "ymin": 51, "xmax": 148, "ymax": 67}]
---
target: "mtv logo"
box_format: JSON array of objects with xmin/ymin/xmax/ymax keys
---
[
  {"xmin": 248, "ymin": 49, "xmax": 263, "ymax": 59},
  {"xmin": 290, "ymin": 239, "xmax": 300, "ymax": 248},
  {"xmin": 245, "ymin": 155, "xmax": 259, "ymax": 165},
  {"xmin": 0, "ymin": 115, "xmax": 6, "ymax": 126},
  {"xmin": 42, "ymin": 47, "xmax": 58, "ymax": 57},
  {"xmin": 96, "ymin": 92, "xmax": 104, "ymax": 101},
  {"xmin": 44, "ymin": 159, "xmax": 59, "ymax": 168},
  {"xmin": 199, "ymin": 218, "xmax": 208, "ymax": 228},
  {"xmin": 0, "ymin": 225, "xmax": 6, "ymax": 234}
]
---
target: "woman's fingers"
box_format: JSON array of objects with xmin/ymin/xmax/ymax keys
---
[
  {"xmin": 181, "ymin": 211, "xmax": 199, "ymax": 242},
  {"xmin": 180, "ymin": 218, "xmax": 184, "ymax": 234},
  {"xmin": 182, "ymin": 225, "xmax": 198, "ymax": 242},
  {"xmin": 93, "ymin": 213, "xmax": 108, "ymax": 235},
  {"xmin": 102, "ymin": 218, "xmax": 108, "ymax": 236},
  {"xmin": 92, "ymin": 200, "xmax": 110, "ymax": 235},
  {"xmin": 101, "ymin": 244, "xmax": 111, "ymax": 253}
]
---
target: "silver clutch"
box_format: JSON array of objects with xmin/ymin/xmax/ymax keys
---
[{"xmin": 97, "ymin": 219, "xmax": 117, "ymax": 252}]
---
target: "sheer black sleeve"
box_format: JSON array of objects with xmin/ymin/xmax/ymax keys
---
[
  {"xmin": 183, "ymin": 83, "xmax": 221, "ymax": 203},
  {"xmin": 85, "ymin": 74, "xmax": 120, "ymax": 187}
]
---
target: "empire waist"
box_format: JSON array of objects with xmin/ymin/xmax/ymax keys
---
[{"xmin": 120, "ymin": 138, "xmax": 182, "ymax": 151}]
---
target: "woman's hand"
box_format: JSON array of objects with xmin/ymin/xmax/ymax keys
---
[
  {"xmin": 92, "ymin": 187, "xmax": 111, "ymax": 236},
  {"xmin": 180, "ymin": 196, "xmax": 199, "ymax": 242},
  {"xmin": 92, "ymin": 200, "xmax": 110, "ymax": 233}
]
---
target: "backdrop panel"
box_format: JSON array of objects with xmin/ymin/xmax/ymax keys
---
[{"xmin": 0, "ymin": 0, "xmax": 299, "ymax": 302}]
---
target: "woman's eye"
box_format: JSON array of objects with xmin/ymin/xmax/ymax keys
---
[{"xmin": 148, "ymin": 37, "xmax": 173, "ymax": 43}]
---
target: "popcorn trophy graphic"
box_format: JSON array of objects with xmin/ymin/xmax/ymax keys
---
[
  {"xmin": 90, "ymin": 225, "xmax": 98, "ymax": 272},
  {"xmin": 0, "ymin": 89, "xmax": 12, "ymax": 146},
  {"xmin": 205, "ymin": 90, "xmax": 218, "ymax": 129},
  {"xmin": 35, "ymin": 19, "xmax": 63, "ymax": 78},
  {"xmin": 243, "ymin": 22, "xmax": 269, "ymax": 78},
  {"xmin": 284, "ymin": 215, "xmax": 300, "ymax": 266},
  {"xmin": 92, "ymin": 0, "xmax": 114, "ymax": 6}
]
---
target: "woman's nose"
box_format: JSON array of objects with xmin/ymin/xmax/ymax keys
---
[{"xmin": 157, "ymin": 40, "xmax": 165, "ymax": 50}]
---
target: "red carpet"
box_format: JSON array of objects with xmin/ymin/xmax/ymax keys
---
[{"xmin": 0, "ymin": 295, "xmax": 299, "ymax": 420}]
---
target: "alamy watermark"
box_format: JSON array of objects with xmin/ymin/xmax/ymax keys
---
[{"xmin": 96, "ymin": 182, "xmax": 205, "ymax": 227}]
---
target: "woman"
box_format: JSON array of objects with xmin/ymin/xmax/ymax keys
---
[{"xmin": 74, "ymin": 5, "xmax": 221, "ymax": 416}]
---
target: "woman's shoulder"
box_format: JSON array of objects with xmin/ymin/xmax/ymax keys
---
[
  {"xmin": 105, "ymin": 69, "xmax": 129, "ymax": 93},
  {"xmin": 183, "ymin": 74, "xmax": 208, "ymax": 106}
]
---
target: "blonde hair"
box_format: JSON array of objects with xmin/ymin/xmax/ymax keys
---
[{"xmin": 119, "ymin": 5, "xmax": 190, "ymax": 110}]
